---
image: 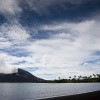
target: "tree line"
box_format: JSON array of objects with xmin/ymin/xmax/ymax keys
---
[{"xmin": 48, "ymin": 74, "xmax": 100, "ymax": 83}]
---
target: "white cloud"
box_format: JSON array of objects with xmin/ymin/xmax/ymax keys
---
[
  {"xmin": 0, "ymin": 22, "xmax": 30, "ymax": 47},
  {"xmin": 0, "ymin": 0, "xmax": 22, "ymax": 16},
  {"xmin": 0, "ymin": 21, "xmax": 32, "ymax": 73},
  {"xmin": 6, "ymin": 25, "xmax": 30, "ymax": 45},
  {"xmin": 0, "ymin": 37, "xmax": 11, "ymax": 48},
  {"xmin": 0, "ymin": 19, "xmax": 100, "ymax": 79},
  {"xmin": 23, "ymin": 20, "xmax": 100, "ymax": 79},
  {"xmin": 0, "ymin": 58, "xmax": 17, "ymax": 74}
]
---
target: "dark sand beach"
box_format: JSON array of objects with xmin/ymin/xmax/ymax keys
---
[{"xmin": 40, "ymin": 90, "xmax": 100, "ymax": 100}]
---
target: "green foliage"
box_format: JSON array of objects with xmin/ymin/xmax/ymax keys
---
[{"xmin": 48, "ymin": 74, "xmax": 100, "ymax": 83}]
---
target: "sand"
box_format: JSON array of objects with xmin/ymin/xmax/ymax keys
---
[{"xmin": 39, "ymin": 90, "xmax": 100, "ymax": 100}]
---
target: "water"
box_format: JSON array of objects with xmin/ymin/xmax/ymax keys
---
[{"xmin": 0, "ymin": 83, "xmax": 100, "ymax": 100}]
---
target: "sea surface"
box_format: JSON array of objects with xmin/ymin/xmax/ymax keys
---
[{"xmin": 0, "ymin": 83, "xmax": 100, "ymax": 100}]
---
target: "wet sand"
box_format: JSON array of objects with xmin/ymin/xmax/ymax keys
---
[{"xmin": 40, "ymin": 90, "xmax": 100, "ymax": 100}]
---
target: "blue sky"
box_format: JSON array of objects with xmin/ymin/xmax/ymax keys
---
[{"xmin": 0, "ymin": 0, "xmax": 100, "ymax": 79}]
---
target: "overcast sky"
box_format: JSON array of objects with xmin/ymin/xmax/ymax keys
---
[{"xmin": 0, "ymin": 0, "xmax": 100, "ymax": 79}]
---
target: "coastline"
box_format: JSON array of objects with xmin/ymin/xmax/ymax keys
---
[{"xmin": 39, "ymin": 90, "xmax": 100, "ymax": 100}]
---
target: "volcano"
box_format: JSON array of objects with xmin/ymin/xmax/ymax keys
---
[{"xmin": 0, "ymin": 68, "xmax": 46, "ymax": 83}]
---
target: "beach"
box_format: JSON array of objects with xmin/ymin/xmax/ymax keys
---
[{"xmin": 40, "ymin": 90, "xmax": 100, "ymax": 100}]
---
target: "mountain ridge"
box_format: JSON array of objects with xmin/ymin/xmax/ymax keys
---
[{"xmin": 0, "ymin": 68, "xmax": 46, "ymax": 83}]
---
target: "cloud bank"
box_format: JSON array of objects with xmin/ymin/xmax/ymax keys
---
[
  {"xmin": 0, "ymin": 19, "xmax": 100, "ymax": 79},
  {"xmin": 0, "ymin": 0, "xmax": 100, "ymax": 79}
]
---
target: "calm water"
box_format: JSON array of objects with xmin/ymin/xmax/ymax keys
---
[{"xmin": 0, "ymin": 83, "xmax": 100, "ymax": 100}]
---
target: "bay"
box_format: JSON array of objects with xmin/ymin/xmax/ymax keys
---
[{"xmin": 0, "ymin": 83, "xmax": 100, "ymax": 100}]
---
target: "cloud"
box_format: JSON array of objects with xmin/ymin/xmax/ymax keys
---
[
  {"xmin": 0, "ymin": 21, "xmax": 32, "ymax": 72},
  {"xmin": 0, "ymin": 0, "xmax": 81, "ymax": 16},
  {"xmin": 0, "ymin": 21, "xmax": 30, "ymax": 47},
  {"xmin": 0, "ymin": 17, "xmax": 100, "ymax": 79},
  {"xmin": 0, "ymin": 0, "xmax": 99, "ymax": 25},
  {"xmin": 0, "ymin": 0, "xmax": 22, "ymax": 16},
  {"xmin": 15, "ymin": 19, "xmax": 99, "ymax": 79},
  {"xmin": 25, "ymin": 0, "xmax": 90, "ymax": 15},
  {"xmin": 0, "ymin": 58, "xmax": 17, "ymax": 74}
]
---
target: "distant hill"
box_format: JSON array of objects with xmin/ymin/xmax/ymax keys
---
[{"xmin": 0, "ymin": 68, "xmax": 46, "ymax": 83}]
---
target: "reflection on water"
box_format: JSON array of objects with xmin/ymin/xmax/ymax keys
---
[{"xmin": 0, "ymin": 83, "xmax": 100, "ymax": 100}]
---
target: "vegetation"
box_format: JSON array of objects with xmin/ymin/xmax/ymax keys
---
[{"xmin": 48, "ymin": 74, "xmax": 100, "ymax": 83}]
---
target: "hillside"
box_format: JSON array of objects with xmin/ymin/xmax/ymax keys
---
[{"xmin": 0, "ymin": 68, "xmax": 46, "ymax": 83}]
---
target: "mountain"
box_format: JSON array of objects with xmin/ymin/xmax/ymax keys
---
[{"xmin": 0, "ymin": 68, "xmax": 46, "ymax": 83}]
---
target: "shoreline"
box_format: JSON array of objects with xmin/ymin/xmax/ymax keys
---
[{"xmin": 39, "ymin": 90, "xmax": 100, "ymax": 100}]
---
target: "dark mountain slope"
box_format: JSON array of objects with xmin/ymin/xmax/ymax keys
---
[{"xmin": 0, "ymin": 68, "xmax": 46, "ymax": 83}]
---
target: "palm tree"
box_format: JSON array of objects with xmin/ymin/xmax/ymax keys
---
[
  {"xmin": 89, "ymin": 75, "xmax": 92, "ymax": 79},
  {"xmin": 83, "ymin": 76, "xmax": 87, "ymax": 79},
  {"xmin": 74, "ymin": 75, "xmax": 76, "ymax": 80},
  {"xmin": 69, "ymin": 76, "xmax": 71, "ymax": 80},
  {"xmin": 58, "ymin": 77, "xmax": 60, "ymax": 80},
  {"xmin": 96, "ymin": 74, "xmax": 100, "ymax": 78},
  {"xmin": 93, "ymin": 74, "xmax": 96, "ymax": 78},
  {"xmin": 78, "ymin": 75, "xmax": 82, "ymax": 80}
]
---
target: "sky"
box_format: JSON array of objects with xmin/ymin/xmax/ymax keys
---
[{"xmin": 0, "ymin": 0, "xmax": 100, "ymax": 79}]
